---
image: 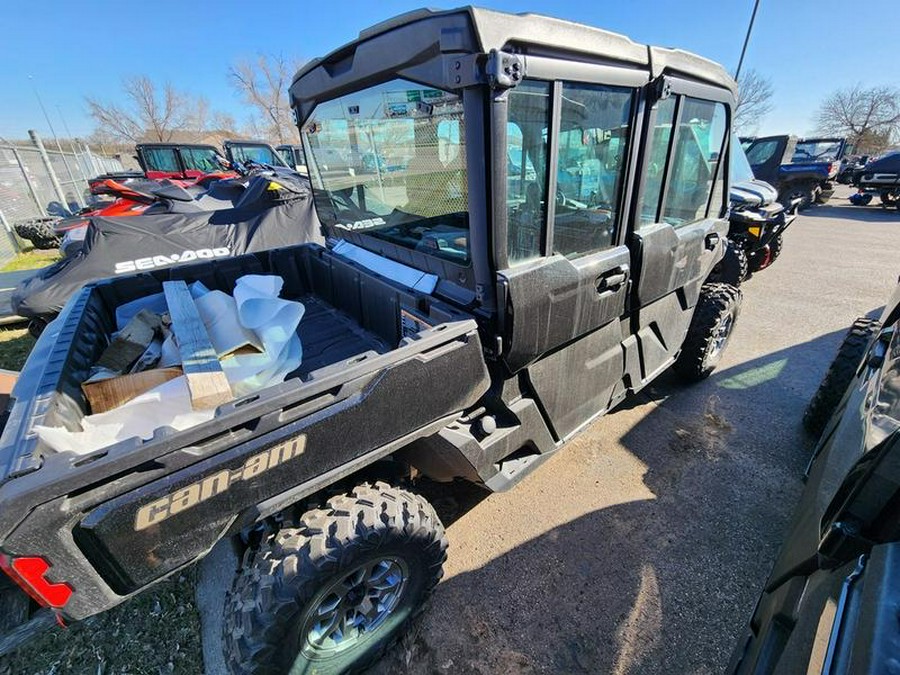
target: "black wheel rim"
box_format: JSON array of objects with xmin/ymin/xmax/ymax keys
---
[{"xmin": 298, "ymin": 556, "xmax": 409, "ymax": 658}]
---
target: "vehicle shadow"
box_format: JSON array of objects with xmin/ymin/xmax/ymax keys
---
[
  {"xmin": 370, "ymin": 327, "xmax": 851, "ymax": 674},
  {"xmin": 802, "ymin": 200, "xmax": 900, "ymax": 222}
]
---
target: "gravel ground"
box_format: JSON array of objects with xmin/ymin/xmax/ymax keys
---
[
  {"xmin": 369, "ymin": 187, "xmax": 900, "ymax": 674},
  {"xmin": 3, "ymin": 187, "xmax": 900, "ymax": 674}
]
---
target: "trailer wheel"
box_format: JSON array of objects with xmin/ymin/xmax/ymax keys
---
[
  {"xmin": 223, "ymin": 482, "xmax": 447, "ymax": 675},
  {"xmin": 780, "ymin": 182, "xmax": 816, "ymax": 211},
  {"xmin": 803, "ymin": 317, "xmax": 881, "ymax": 437},
  {"xmin": 673, "ymin": 283, "xmax": 742, "ymax": 382},
  {"xmin": 27, "ymin": 317, "xmax": 48, "ymax": 340}
]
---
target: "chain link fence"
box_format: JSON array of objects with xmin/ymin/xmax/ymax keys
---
[{"xmin": 0, "ymin": 132, "xmax": 124, "ymax": 264}]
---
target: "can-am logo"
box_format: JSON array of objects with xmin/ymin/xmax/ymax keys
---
[{"xmin": 114, "ymin": 247, "xmax": 231, "ymax": 274}]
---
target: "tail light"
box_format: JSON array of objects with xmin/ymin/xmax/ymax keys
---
[{"xmin": 0, "ymin": 554, "xmax": 73, "ymax": 609}]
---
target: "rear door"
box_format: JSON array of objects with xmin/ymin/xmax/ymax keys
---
[
  {"xmin": 177, "ymin": 146, "xmax": 221, "ymax": 178},
  {"xmin": 497, "ymin": 62, "xmax": 648, "ymax": 439},
  {"xmin": 628, "ymin": 77, "xmax": 731, "ymax": 383},
  {"xmin": 744, "ymin": 135, "xmax": 789, "ymax": 185}
]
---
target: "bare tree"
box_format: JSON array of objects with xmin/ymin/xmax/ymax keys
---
[
  {"xmin": 734, "ymin": 69, "xmax": 774, "ymax": 133},
  {"xmin": 815, "ymin": 84, "xmax": 900, "ymax": 154},
  {"xmin": 229, "ymin": 55, "xmax": 302, "ymax": 144},
  {"xmin": 86, "ymin": 75, "xmax": 207, "ymax": 143}
]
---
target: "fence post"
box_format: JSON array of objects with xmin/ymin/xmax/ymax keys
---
[
  {"xmin": 29, "ymin": 129, "xmax": 69, "ymax": 207},
  {"xmin": 11, "ymin": 147, "xmax": 45, "ymax": 216},
  {"xmin": 0, "ymin": 210, "xmax": 22, "ymax": 253},
  {"xmin": 83, "ymin": 142, "xmax": 101, "ymax": 176},
  {"xmin": 59, "ymin": 151, "xmax": 86, "ymax": 208}
]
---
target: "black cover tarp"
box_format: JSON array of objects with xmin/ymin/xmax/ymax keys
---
[{"xmin": 13, "ymin": 174, "xmax": 324, "ymax": 319}]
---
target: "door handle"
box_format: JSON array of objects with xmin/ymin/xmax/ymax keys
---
[
  {"xmin": 705, "ymin": 232, "xmax": 720, "ymax": 250},
  {"xmin": 596, "ymin": 271, "xmax": 627, "ymax": 293}
]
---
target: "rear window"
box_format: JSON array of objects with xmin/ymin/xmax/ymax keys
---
[
  {"xmin": 792, "ymin": 140, "xmax": 843, "ymax": 163},
  {"xmin": 303, "ymin": 79, "xmax": 469, "ymax": 265}
]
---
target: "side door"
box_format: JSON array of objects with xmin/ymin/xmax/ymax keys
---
[
  {"xmin": 744, "ymin": 135, "xmax": 790, "ymax": 185},
  {"xmin": 496, "ymin": 62, "xmax": 648, "ymax": 440},
  {"xmin": 628, "ymin": 77, "xmax": 731, "ymax": 384}
]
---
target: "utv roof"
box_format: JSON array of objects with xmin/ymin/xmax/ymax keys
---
[
  {"xmin": 291, "ymin": 6, "xmax": 736, "ymax": 118},
  {"xmin": 135, "ymin": 143, "xmax": 219, "ymax": 149}
]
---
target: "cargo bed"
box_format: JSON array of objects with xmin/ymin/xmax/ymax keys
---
[{"xmin": 0, "ymin": 243, "xmax": 490, "ymax": 620}]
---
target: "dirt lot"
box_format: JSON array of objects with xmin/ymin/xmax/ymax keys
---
[{"xmin": 3, "ymin": 187, "xmax": 900, "ymax": 674}]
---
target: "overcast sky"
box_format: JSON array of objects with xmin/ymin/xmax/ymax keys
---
[{"xmin": 0, "ymin": 0, "xmax": 896, "ymax": 141}]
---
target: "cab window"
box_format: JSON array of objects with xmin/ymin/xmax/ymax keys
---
[
  {"xmin": 181, "ymin": 147, "xmax": 220, "ymax": 173},
  {"xmin": 143, "ymin": 147, "xmax": 179, "ymax": 173},
  {"xmin": 553, "ymin": 83, "xmax": 634, "ymax": 257},
  {"xmin": 745, "ymin": 139, "xmax": 779, "ymax": 165},
  {"xmin": 638, "ymin": 97, "xmax": 676, "ymax": 226},
  {"xmin": 660, "ymin": 98, "xmax": 727, "ymax": 226},
  {"xmin": 506, "ymin": 80, "xmax": 552, "ymax": 265}
]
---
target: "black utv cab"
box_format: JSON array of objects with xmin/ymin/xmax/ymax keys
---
[{"xmin": 0, "ymin": 7, "xmax": 741, "ymax": 674}]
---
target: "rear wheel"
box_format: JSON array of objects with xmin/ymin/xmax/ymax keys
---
[
  {"xmin": 223, "ymin": 482, "xmax": 447, "ymax": 675},
  {"xmin": 673, "ymin": 283, "xmax": 742, "ymax": 382},
  {"xmin": 803, "ymin": 317, "xmax": 881, "ymax": 437}
]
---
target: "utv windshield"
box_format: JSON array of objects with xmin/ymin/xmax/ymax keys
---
[
  {"xmin": 229, "ymin": 144, "xmax": 290, "ymax": 168},
  {"xmin": 730, "ymin": 136, "xmax": 756, "ymax": 183},
  {"xmin": 792, "ymin": 140, "xmax": 842, "ymax": 163},
  {"xmin": 303, "ymin": 79, "xmax": 468, "ymax": 264}
]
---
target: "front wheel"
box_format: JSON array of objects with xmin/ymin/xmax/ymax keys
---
[
  {"xmin": 802, "ymin": 317, "xmax": 881, "ymax": 437},
  {"xmin": 223, "ymin": 482, "xmax": 447, "ymax": 675},
  {"xmin": 673, "ymin": 283, "xmax": 742, "ymax": 382},
  {"xmin": 707, "ymin": 241, "xmax": 748, "ymax": 286}
]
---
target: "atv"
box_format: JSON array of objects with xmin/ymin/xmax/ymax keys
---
[
  {"xmin": 708, "ymin": 138, "xmax": 796, "ymax": 286},
  {"xmin": 853, "ymin": 149, "xmax": 900, "ymax": 210}
]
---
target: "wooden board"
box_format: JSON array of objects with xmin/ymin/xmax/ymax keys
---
[
  {"xmin": 96, "ymin": 309, "xmax": 162, "ymax": 374},
  {"xmin": 163, "ymin": 281, "xmax": 233, "ymax": 410},
  {"xmin": 82, "ymin": 367, "xmax": 183, "ymax": 414}
]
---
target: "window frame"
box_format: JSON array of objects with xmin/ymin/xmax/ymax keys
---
[
  {"xmin": 144, "ymin": 146, "xmax": 180, "ymax": 174},
  {"xmin": 647, "ymin": 78, "xmax": 733, "ymax": 229},
  {"xmin": 550, "ymin": 81, "xmax": 638, "ymax": 259},
  {"xmin": 496, "ymin": 58, "xmax": 648, "ymax": 269},
  {"xmin": 656, "ymin": 97, "xmax": 728, "ymax": 227}
]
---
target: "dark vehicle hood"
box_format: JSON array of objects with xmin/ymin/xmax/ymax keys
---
[
  {"xmin": 729, "ymin": 179, "xmax": 779, "ymax": 208},
  {"xmin": 863, "ymin": 151, "xmax": 900, "ymax": 174}
]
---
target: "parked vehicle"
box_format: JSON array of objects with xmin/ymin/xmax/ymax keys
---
[
  {"xmin": 11, "ymin": 169, "xmax": 324, "ymax": 334},
  {"xmin": 710, "ymin": 138, "xmax": 796, "ymax": 285},
  {"xmin": 730, "ymin": 285, "xmax": 900, "ymax": 674},
  {"xmin": 223, "ymin": 140, "xmax": 291, "ymax": 169},
  {"xmin": 836, "ymin": 154, "xmax": 869, "ymax": 184},
  {"xmin": 743, "ymin": 135, "xmax": 846, "ymax": 209},
  {"xmin": 0, "ymin": 8, "xmax": 742, "ymax": 674},
  {"xmin": 854, "ymin": 150, "xmax": 900, "ymax": 209},
  {"xmin": 135, "ymin": 143, "xmax": 226, "ymax": 181},
  {"xmin": 276, "ymin": 144, "xmax": 308, "ymax": 174},
  {"xmin": 57, "ymin": 171, "xmax": 242, "ymax": 257}
]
